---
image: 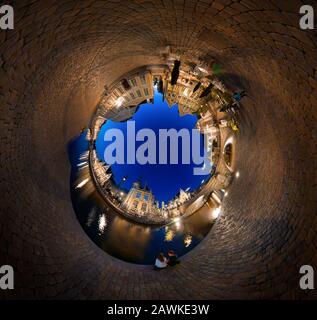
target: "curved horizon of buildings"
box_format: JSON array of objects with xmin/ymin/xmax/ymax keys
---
[{"xmin": 84, "ymin": 58, "xmax": 239, "ymax": 225}]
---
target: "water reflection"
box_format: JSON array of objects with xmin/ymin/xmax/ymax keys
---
[
  {"xmin": 86, "ymin": 207, "xmax": 96, "ymax": 227},
  {"xmin": 68, "ymin": 132, "xmax": 217, "ymax": 264},
  {"xmin": 184, "ymin": 235, "xmax": 192, "ymax": 247},
  {"xmin": 98, "ymin": 213, "xmax": 107, "ymax": 234}
]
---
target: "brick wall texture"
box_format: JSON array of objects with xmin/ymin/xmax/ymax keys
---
[{"xmin": 0, "ymin": 0, "xmax": 317, "ymax": 299}]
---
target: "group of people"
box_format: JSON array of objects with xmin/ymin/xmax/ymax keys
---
[{"xmin": 154, "ymin": 250, "xmax": 180, "ymax": 270}]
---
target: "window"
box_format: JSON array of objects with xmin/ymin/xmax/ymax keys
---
[
  {"xmin": 144, "ymin": 88, "xmax": 149, "ymax": 96},
  {"xmin": 130, "ymin": 92, "xmax": 135, "ymax": 99},
  {"xmin": 133, "ymin": 201, "xmax": 138, "ymax": 209},
  {"xmin": 140, "ymin": 74, "xmax": 146, "ymax": 85},
  {"xmin": 136, "ymin": 192, "xmax": 142, "ymax": 199},
  {"xmin": 141, "ymin": 203, "xmax": 147, "ymax": 212},
  {"xmin": 136, "ymin": 90, "xmax": 142, "ymax": 97},
  {"xmin": 184, "ymin": 88, "xmax": 190, "ymax": 97},
  {"xmin": 144, "ymin": 194, "xmax": 149, "ymax": 201},
  {"xmin": 130, "ymin": 78, "xmax": 137, "ymax": 87}
]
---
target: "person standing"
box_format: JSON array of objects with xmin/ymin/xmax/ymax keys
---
[
  {"xmin": 171, "ymin": 60, "xmax": 181, "ymax": 85},
  {"xmin": 199, "ymin": 83, "xmax": 214, "ymax": 98},
  {"xmin": 233, "ymin": 90, "xmax": 246, "ymax": 102}
]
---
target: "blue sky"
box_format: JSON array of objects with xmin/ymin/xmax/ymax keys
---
[{"xmin": 96, "ymin": 91, "xmax": 210, "ymax": 203}]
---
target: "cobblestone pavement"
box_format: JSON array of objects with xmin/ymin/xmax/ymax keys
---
[{"xmin": 0, "ymin": 0, "xmax": 316, "ymax": 299}]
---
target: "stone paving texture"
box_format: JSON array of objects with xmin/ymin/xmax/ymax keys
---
[{"xmin": 0, "ymin": 0, "xmax": 317, "ymax": 299}]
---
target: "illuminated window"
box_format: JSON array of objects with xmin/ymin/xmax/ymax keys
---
[
  {"xmin": 140, "ymin": 74, "xmax": 146, "ymax": 85},
  {"xmin": 130, "ymin": 92, "xmax": 135, "ymax": 99},
  {"xmin": 141, "ymin": 203, "xmax": 147, "ymax": 212},
  {"xmin": 144, "ymin": 88, "xmax": 149, "ymax": 96},
  {"xmin": 133, "ymin": 201, "xmax": 138, "ymax": 209},
  {"xmin": 136, "ymin": 90, "xmax": 142, "ymax": 97},
  {"xmin": 130, "ymin": 78, "xmax": 137, "ymax": 87}
]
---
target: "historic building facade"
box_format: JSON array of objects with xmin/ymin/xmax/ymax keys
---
[
  {"xmin": 90, "ymin": 150, "xmax": 112, "ymax": 188},
  {"xmin": 122, "ymin": 182, "xmax": 155, "ymax": 216},
  {"xmin": 98, "ymin": 69, "xmax": 154, "ymax": 122},
  {"xmin": 164, "ymin": 68, "xmax": 209, "ymax": 116}
]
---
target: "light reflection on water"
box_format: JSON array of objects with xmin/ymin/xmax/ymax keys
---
[{"xmin": 68, "ymin": 131, "xmax": 216, "ymax": 265}]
